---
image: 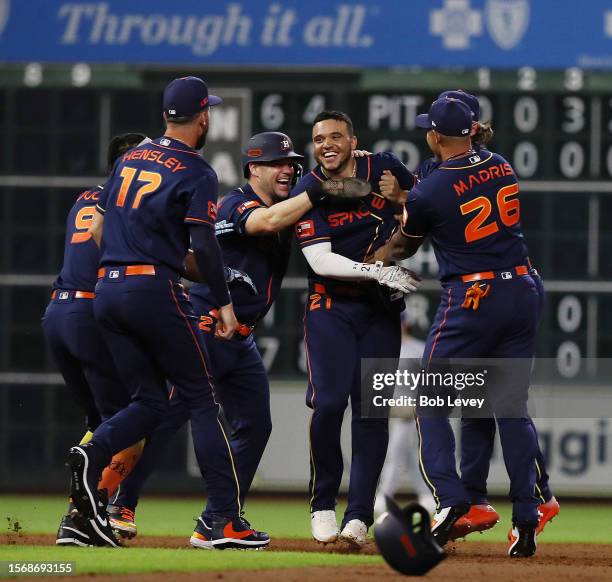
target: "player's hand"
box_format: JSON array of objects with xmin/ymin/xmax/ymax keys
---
[
  {"xmin": 352, "ymin": 149, "xmax": 372, "ymax": 158},
  {"xmin": 373, "ymin": 261, "xmax": 421, "ymax": 294},
  {"xmin": 379, "ymin": 170, "xmax": 407, "ymax": 204},
  {"xmin": 216, "ymin": 303, "xmax": 237, "ymax": 340}
]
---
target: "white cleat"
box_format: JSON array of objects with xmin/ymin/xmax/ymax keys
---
[
  {"xmin": 339, "ymin": 519, "xmax": 368, "ymax": 548},
  {"xmin": 311, "ymin": 510, "xmax": 339, "ymax": 543},
  {"xmin": 418, "ymin": 494, "xmax": 438, "ymax": 516}
]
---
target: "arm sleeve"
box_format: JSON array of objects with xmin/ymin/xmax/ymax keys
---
[
  {"xmin": 400, "ymin": 187, "xmax": 431, "ymax": 238},
  {"xmin": 302, "ymin": 241, "xmax": 374, "ymax": 281},
  {"xmin": 189, "ymin": 224, "xmax": 231, "ymax": 307}
]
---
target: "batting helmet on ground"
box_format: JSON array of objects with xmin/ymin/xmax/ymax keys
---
[
  {"xmin": 242, "ymin": 132, "xmax": 304, "ymax": 180},
  {"xmin": 374, "ymin": 497, "xmax": 445, "ymax": 576}
]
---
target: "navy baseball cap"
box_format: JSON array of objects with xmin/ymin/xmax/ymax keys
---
[
  {"xmin": 163, "ymin": 76, "xmax": 222, "ymax": 119},
  {"xmin": 415, "ymin": 98, "xmax": 472, "ymax": 137},
  {"xmin": 438, "ymin": 90, "xmax": 480, "ymax": 121}
]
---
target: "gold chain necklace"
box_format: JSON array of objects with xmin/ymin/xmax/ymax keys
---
[{"xmin": 322, "ymin": 158, "xmax": 357, "ymax": 179}]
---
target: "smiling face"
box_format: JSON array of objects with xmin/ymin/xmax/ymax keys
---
[
  {"xmin": 249, "ymin": 160, "xmax": 295, "ymax": 201},
  {"xmin": 312, "ymin": 119, "xmax": 357, "ymax": 177}
]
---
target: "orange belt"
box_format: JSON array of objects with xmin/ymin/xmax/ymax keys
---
[
  {"xmin": 209, "ymin": 309, "xmax": 254, "ymax": 338},
  {"xmin": 51, "ymin": 290, "xmax": 95, "ymax": 300},
  {"xmin": 98, "ymin": 265, "xmax": 157, "ymax": 278},
  {"xmin": 461, "ymin": 265, "xmax": 528, "ymax": 283}
]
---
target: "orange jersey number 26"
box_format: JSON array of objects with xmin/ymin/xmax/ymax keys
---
[{"xmin": 460, "ymin": 183, "xmax": 520, "ymax": 243}]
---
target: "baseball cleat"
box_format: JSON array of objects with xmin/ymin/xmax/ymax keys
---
[
  {"xmin": 449, "ymin": 504, "xmax": 500, "ymax": 540},
  {"xmin": 311, "ymin": 510, "xmax": 339, "ymax": 543},
  {"xmin": 430, "ymin": 505, "xmax": 470, "ymax": 546},
  {"xmin": 190, "ymin": 516, "xmax": 270, "ymax": 550},
  {"xmin": 508, "ymin": 524, "xmax": 537, "ymax": 557},
  {"xmin": 108, "ymin": 505, "xmax": 138, "ymax": 539},
  {"xmin": 56, "ymin": 513, "xmax": 93, "ymax": 547},
  {"xmin": 67, "ymin": 446, "xmax": 121, "ymax": 548},
  {"xmin": 536, "ymin": 496, "xmax": 560, "ymax": 535},
  {"xmin": 339, "ymin": 519, "xmax": 368, "ymax": 548}
]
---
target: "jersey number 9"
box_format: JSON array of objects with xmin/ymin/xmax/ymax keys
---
[
  {"xmin": 460, "ymin": 183, "xmax": 520, "ymax": 243},
  {"xmin": 70, "ymin": 206, "xmax": 96, "ymax": 244}
]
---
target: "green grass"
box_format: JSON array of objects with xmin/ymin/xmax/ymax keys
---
[
  {"xmin": 0, "ymin": 546, "xmax": 380, "ymax": 575},
  {"xmin": 1, "ymin": 495, "xmax": 611, "ymax": 544}
]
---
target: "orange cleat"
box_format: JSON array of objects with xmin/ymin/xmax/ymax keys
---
[
  {"xmin": 449, "ymin": 504, "xmax": 500, "ymax": 540},
  {"xmin": 536, "ymin": 497, "xmax": 560, "ymax": 535}
]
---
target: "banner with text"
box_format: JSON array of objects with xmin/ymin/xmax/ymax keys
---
[{"xmin": 1, "ymin": 1, "xmax": 612, "ymax": 69}]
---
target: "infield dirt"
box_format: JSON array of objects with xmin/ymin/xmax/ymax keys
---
[{"xmin": 3, "ymin": 534, "xmax": 611, "ymax": 581}]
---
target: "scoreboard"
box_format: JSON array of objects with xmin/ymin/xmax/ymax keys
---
[{"xmin": 0, "ymin": 66, "xmax": 611, "ymax": 383}]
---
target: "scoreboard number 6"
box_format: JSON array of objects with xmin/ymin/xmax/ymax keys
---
[{"xmin": 460, "ymin": 183, "xmax": 520, "ymax": 243}]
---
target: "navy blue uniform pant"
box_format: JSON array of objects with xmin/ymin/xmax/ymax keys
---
[
  {"xmin": 304, "ymin": 296, "xmax": 400, "ymax": 528},
  {"xmin": 42, "ymin": 293, "xmax": 129, "ymax": 430},
  {"xmin": 416, "ymin": 274, "xmax": 540, "ymax": 527},
  {"xmin": 91, "ymin": 271, "xmax": 241, "ymax": 518},
  {"xmin": 459, "ymin": 271, "xmax": 552, "ymax": 505},
  {"xmin": 114, "ymin": 295, "xmax": 271, "ymax": 517}
]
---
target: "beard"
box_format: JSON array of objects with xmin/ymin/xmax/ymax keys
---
[{"xmin": 195, "ymin": 125, "xmax": 208, "ymax": 150}]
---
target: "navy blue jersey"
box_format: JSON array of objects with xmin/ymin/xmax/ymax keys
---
[
  {"xmin": 401, "ymin": 148, "xmax": 529, "ymax": 280},
  {"xmin": 53, "ymin": 185, "xmax": 104, "ymax": 292},
  {"xmin": 292, "ymin": 152, "xmax": 416, "ymax": 288},
  {"xmin": 416, "ymin": 157, "xmax": 441, "ymax": 181},
  {"xmin": 97, "ymin": 137, "xmax": 218, "ymax": 274},
  {"xmin": 190, "ymin": 184, "xmax": 291, "ymax": 325},
  {"xmin": 416, "ymin": 144, "xmax": 484, "ymax": 181}
]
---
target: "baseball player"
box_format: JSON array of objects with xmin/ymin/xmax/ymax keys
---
[
  {"xmin": 373, "ymin": 313, "xmax": 436, "ymax": 517},
  {"xmin": 66, "ymin": 76, "xmax": 269, "ymax": 549},
  {"xmin": 292, "ymin": 110, "xmax": 420, "ymax": 548},
  {"xmin": 103, "ymin": 131, "xmax": 366, "ymax": 541},
  {"xmin": 376, "ymin": 97, "xmax": 541, "ymax": 557},
  {"xmin": 379, "ymin": 90, "xmax": 559, "ymax": 540},
  {"xmin": 42, "ymin": 133, "xmax": 149, "ymax": 546}
]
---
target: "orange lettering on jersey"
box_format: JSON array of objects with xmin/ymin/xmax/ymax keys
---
[
  {"xmin": 453, "ymin": 180, "xmax": 469, "ymax": 196},
  {"xmin": 371, "ymin": 196, "xmax": 385, "ymax": 210},
  {"xmin": 164, "ymin": 156, "xmax": 178, "ymax": 169},
  {"xmin": 478, "ymin": 169, "xmax": 492, "ymax": 183},
  {"xmin": 122, "ymin": 149, "xmax": 187, "ymax": 173},
  {"xmin": 198, "ymin": 315, "xmax": 214, "ymax": 332},
  {"xmin": 503, "ymin": 163, "xmax": 513, "ymax": 176},
  {"xmin": 328, "ymin": 209, "xmax": 370, "ymax": 227},
  {"xmin": 468, "ymin": 174, "xmax": 481, "ymax": 188},
  {"xmin": 77, "ymin": 190, "xmax": 101, "ymax": 202}
]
